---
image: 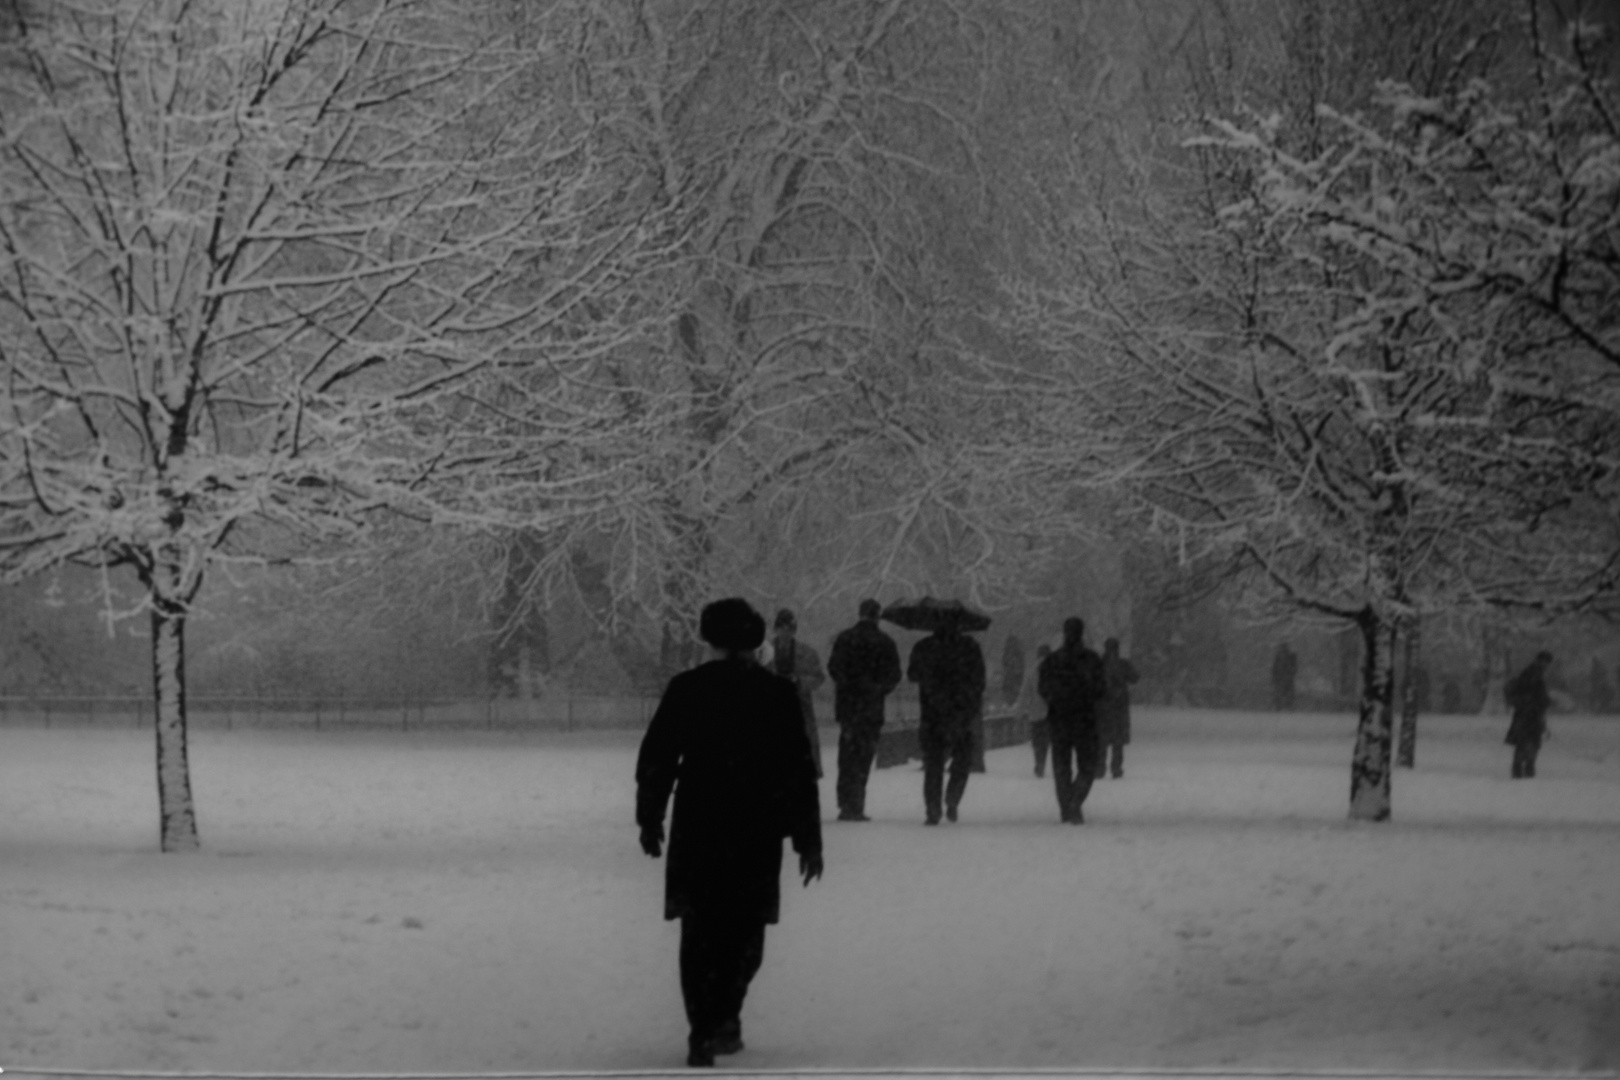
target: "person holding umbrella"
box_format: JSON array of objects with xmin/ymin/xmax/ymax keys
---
[{"xmin": 888, "ymin": 598, "xmax": 988, "ymax": 825}]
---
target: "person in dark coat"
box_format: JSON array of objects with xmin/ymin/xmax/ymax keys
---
[
  {"xmin": 766, "ymin": 609, "xmax": 827, "ymax": 778},
  {"xmin": 1504, "ymin": 650, "xmax": 1554, "ymax": 779},
  {"xmin": 1095, "ymin": 637, "xmax": 1139, "ymax": 780},
  {"xmin": 1270, "ymin": 642, "xmax": 1298, "ymax": 711},
  {"xmin": 1039, "ymin": 617, "xmax": 1105, "ymax": 824},
  {"xmin": 1017, "ymin": 644, "xmax": 1053, "ymax": 777},
  {"xmin": 827, "ymin": 599, "xmax": 902, "ymax": 821},
  {"xmin": 907, "ymin": 622, "xmax": 986, "ymax": 825},
  {"xmin": 635, "ymin": 598, "xmax": 824, "ymax": 1068}
]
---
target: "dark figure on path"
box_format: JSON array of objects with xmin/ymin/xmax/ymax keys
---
[
  {"xmin": 1001, "ymin": 633, "xmax": 1025, "ymax": 705},
  {"xmin": 907, "ymin": 623, "xmax": 986, "ymax": 825},
  {"xmin": 1271, "ymin": 642, "xmax": 1298, "ymax": 711},
  {"xmin": 1039, "ymin": 617, "xmax": 1106, "ymax": 824},
  {"xmin": 1019, "ymin": 644, "xmax": 1053, "ymax": 778},
  {"xmin": 635, "ymin": 598, "xmax": 824, "ymax": 1068},
  {"xmin": 1095, "ymin": 638, "xmax": 1139, "ymax": 780},
  {"xmin": 1589, "ymin": 657, "xmax": 1614, "ymax": 714},
  {"xmin": 1504, "ymin": 651, "xmax": 1554, "ymax": 779},
  {"xmin": 828, "ymin": 599, "xmax": 902, "ymax": 821},
  {"xmin": 768, "ymin": 609, "xmax": 827, "ymax": 779}
]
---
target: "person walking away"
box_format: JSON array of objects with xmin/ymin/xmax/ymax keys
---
[
  {"xmin": 907, "ymin": 621, "xmax": 986, "ymax": 824},
  {"xmin": 1039, "ymin": 617, "xmax": 1105, "ymax": 824},
  {"xmin": 635, "ymin": 598, "xmax": 824, "ymax": 1068},
  {"xmin": 1015, "ymin": 644, "xmax": 1053, "ymax": 777},
  {"xmin": 1504, "ymin": 650, "xmax": 1554, "ymax": 779},
  {"xmin": 769, "ymin": 609, "xmax": 827, "ymax": 778},
  {"xmin": 1095, "ymin": 637, "xmax": 1139, "ymax": 779},
  {"xmin": 827, "ymin": 599, "xmax": 902, "ymax": 821},
  {"xmin": 1271, "ymin": 642, "xmax": 1298, "ymax": 711}
]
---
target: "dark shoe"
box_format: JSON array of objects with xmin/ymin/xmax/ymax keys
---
[
  {"xmin": 687, "ymin": 1043, "xmax": 715, "ymax": 1068},
  {"xmin": 1111, "ymin": 771, "xmax": 1123, "ymax": 779},
  {"xmin": 837, "ymin": 811, "xmax": 871, "ymax": 822},
  {"xmin": 925, "ymin": 814, "xmax": 940, "ymax": 826},
  {"xmin": 712, "ymin": 1035, "xmax": 744, "ymax": 1056},
  {"xmin": 945, "ymin": 805, "xmax": 958, "ymax": 823}
]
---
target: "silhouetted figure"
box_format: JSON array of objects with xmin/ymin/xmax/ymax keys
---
[
  {"xmin": 1271, "ymin": 642, "xmax": 1298, "ymax": 711},
  {"xmin": 1018, "ymin": 644, "xmax": 1053, "ymax": 777},
  {"xmin": 907, "ymin": 623, "xmax": 985, "ymax": 825},
  {"xmin": 827, "ymin": 599, "xmax": 902, "ymax": 821},
  {"xmin": 1038, "ymin": 617, "xmax": 1105, "ymax": 824},
  {"xmin": 1504, "ymin": 651, "xmax": 1554, "ymax": 779},
  {"xmin": 767, "ymin": 609, "xmax": 826, "ymax": 779},
  {"xmin": 1095, "ymin": 637, "xmax": 1139, "ymax": 779},
  {"xmin": 636, "ymin": 598, "xmax": 823, "ymax": 1068}
]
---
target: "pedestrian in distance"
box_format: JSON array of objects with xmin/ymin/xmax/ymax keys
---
[
  {"xmin": 635, "ymin": 598, "xmax": 824, "ymax": 1068},
  {"xmin": 1095, "ymin": 637, "xmax": 1139, "ymax": 780},
  {"xmin": 1271, "ymin": 642, "xmax": 1298, "ymax": 711},
  {"xmin": 1039, "ymin": 617, "xmax": 1106, "ymax": 824},
  {"xmin": 1504, "ymin": 650, "xmax": 1554, "ymax": 779},
  {"xmin": 1017, "ymin": 643, "xmax": 1053, "ymax": 778},
  {"xmin": 907, "ymin": 620, "xmax": 986, "ymax": 825},
  {"xmin": 766, "ymin": 609, "xmax": 827, "ymax": 779},
  {"xmin": 827, "ymin": 599, "xmax": 903, "ymax": 822}
]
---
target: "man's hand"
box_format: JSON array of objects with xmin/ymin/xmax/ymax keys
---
[
  {"xmin": 639, "ymin": 824, "xmax": 664, "ymax": 858},
  {"xmin": 799, "ymin": 851, "xmax": 824, "ymax": 886}
]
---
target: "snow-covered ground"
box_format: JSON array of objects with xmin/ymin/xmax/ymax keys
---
[{"xmin": 3, "ymin": 706, "xmax": 1618, "ymax": 1076}]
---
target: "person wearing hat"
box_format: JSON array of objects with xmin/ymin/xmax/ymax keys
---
[
  {"xmin": 1504, "ymin": 650, "xmax": 1555, "ymax": 779},
  {"xmin": 827, "ymin": 598, "xmax": 903, "ymax": 820},
  {"xmin": 765, "ymin": 608, "xmax": 827, "ymax": 778},
  {"xmin": 635, "ymin": 597, "xmax": 824, "ymax": 1067}
]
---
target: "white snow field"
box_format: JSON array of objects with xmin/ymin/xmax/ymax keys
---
[{"xmin": 3, "ymin": 706, "xmax": 1619, "ymax": 1077}]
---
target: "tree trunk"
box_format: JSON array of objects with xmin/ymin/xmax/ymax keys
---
[
  {"xmin": 1397, "ymin": 616, "xmax": 1420, "ymax": 769},
  {"xmin": 1348, "ymin": 607, "xmax": 1397, "ymax": 821},
  {"xmin": 151, "ymin": 600, "xmax": 200, "ymax": 852}
]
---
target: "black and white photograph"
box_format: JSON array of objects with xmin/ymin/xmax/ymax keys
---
[{"xmin": 3, "ymin": 0, "xmax": 1619, "ymax": 1075}]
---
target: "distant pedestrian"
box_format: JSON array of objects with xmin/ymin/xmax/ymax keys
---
[
  {"xmin": 827, "ymin": 599, "xmax": 902, "ymax": 822},
  {"xmin": 1504, "ymin": 651, "xmax": 1554, "ymax": 779},
  {"xmin": 767, "ymin": 609, "xmax": 827, "ymax": 779},
  {"xmin": 1271, "ymin": 642, "xmax": 1298, "ymax": 711},
  {"xmin": 1038, "ymin": 617, "xmax": 1105, "ymax": 824},
  {"xmin": 1095, "ymin": 637, "xmax": 1138, "ymax": 780},
  {"xmin": 1001, "ymin": 634, "xmax": 1025, "ymax": 706},
  {"xmin": 635, "ymin": 598, "xmax": 823, "ymax": 1068},
  {"xmin": 1589, "ymin": 657, "xmax": 1613, "ymax": 714},
  {"xmin": 907, "ymin": 621, "xmax": 986, "ymax": 825},
  {"xmin": 1017, "ymin": 644, "xmax": 1053, "ymax": 777}
]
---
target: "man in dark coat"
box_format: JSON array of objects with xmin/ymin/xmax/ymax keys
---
[
  {"xmin": 827, "ymin": 599, "xmax": 902, "ymax": 821},
  {"xmin": 1039, "ymin": 617, "xmax": 1105, "ymax": 824},
  {"xmin": 1095, "ymin": 637, "xmax": 1139, "ymax": 780},
  {"xmin": 636, "ymin": 598, "xmax": 824, "ymax": 1068},
  {"xmin": 907, "ymin": 622, "xmax": 985, "ymax": 825},
  {"xmin": 1504, "ymin": 650, "xmax": 1554, "ymax": 779}
]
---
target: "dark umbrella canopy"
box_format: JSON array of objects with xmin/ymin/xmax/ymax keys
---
[{"xmin": 880, "ymin": 596, "xmax": 992, "ymax": 633}]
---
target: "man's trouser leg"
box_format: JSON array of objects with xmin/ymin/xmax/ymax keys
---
[
  {"xmin": 1032, "ymin": 721, "xmax": 1050, "ymax": 777},
  {"xmin": 1109, "ymin": 740, "xmax": 1125, "ymax": 778},
  {"xmin": 920, "ymin": 726, "xmax": 946, "ymax": 821},
  {"xmin": 836, "ymin": 721, "xmax": 880, "ymax": 816},
  {"xmin": 944, "ymin": 728, "xmax": 973, "ymax": 815},
  {"xmin": 1051, "ymin": 724, "xmax": 1076, "ymax": 820},
  {"xmin": 680, "ymin": 910, "xmax": 767, "ymax": 1053},
  {"xmin": 1070, "ymin": 728, "xmax": 1098, "ymax": 814}
]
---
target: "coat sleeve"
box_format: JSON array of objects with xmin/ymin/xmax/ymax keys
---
[
  {"xmin": 775, "ymin": 681, "xmax": 823, "ymax": 858},
  {"xmin": 634, "ymin": 678, "xmax": 684, "ymax": 832}
]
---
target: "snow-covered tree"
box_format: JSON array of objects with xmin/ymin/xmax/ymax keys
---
[
  {"xmin": 0, "ymin": 0, "xmax": 673, "ymax": 849},
  {"xmin": 1008, "ymin": 1, "xmax": 1620, "ymax": 820}
]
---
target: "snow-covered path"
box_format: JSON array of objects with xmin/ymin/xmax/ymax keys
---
[{"xmin": 3, "ymin": 707, "xmax": 1618, "ymax": 1074}]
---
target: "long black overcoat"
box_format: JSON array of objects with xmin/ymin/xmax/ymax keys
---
[
  {"xmin": 907, "ymin": 631, "xmax": 986, "ymax": 735},
  {"xmin": 1503, "ymin": 664, "xmax": 1551, "ymax": 747},
  {"xmin": 1097, "ymin": 654, "xmax": 1140, "ymax": 744},
  {"xmin": 828, "ymin": 620, "xmax": 902, "ymax": 728},
  {"xmin": 636, "ymin": 658, "xmax": 823, "ymax": 924},
  {"xmin": 1038, "ymin": 643, "xmax": 1105, "ymax": 736}
]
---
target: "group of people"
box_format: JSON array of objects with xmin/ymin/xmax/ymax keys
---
[{"xmin": 633, "ymin": 597, "xmax": 1138, "ymax": 1066}]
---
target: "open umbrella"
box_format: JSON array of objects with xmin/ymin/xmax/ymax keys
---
[{"xmin": 880, "ymin": 596, "xmax": 992, "ymax": 634}]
